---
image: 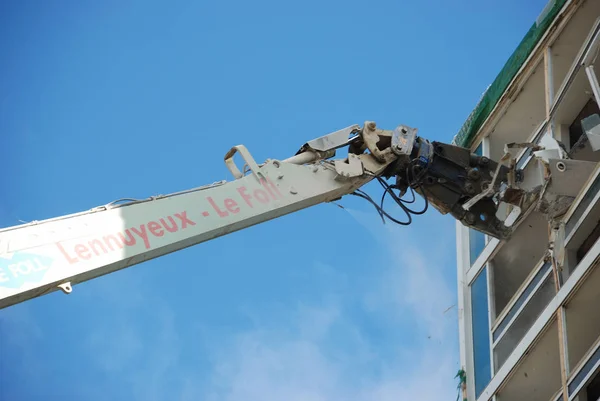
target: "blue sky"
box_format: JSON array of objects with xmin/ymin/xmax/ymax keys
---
[{"xmin": 0, "ymin": 1, "xmax": 549, "ymax": 400}]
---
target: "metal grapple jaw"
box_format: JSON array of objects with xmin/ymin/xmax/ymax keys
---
[
  {"xmin": 386, "ymin": 133, "xmax": 598, "ymax": 241},
  {"xmin": 384, "ymin": 139, "xmax": 521, "ymax": 240},
  {"xmin": 321, "ymin": 121, "xmax": 526, "ymax": 239},
  {"xmin": 304, "ymin": 121, "xmax": 533, "ymax": 239}
]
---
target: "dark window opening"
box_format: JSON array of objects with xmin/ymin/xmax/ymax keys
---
[
  {"xmin": 570, "ymin": 98, "xmax": 600, "ymax": 148},
  {"xmin": 577, "ymin": 220, "xmax": 600, "ymax": 264},
  {"xmin": 586, "ymin": 367, "xmax": 600, "ymax": 401}
]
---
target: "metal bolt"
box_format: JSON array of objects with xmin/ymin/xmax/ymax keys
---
[
  {"xmin": 465, "ymin": 212, "xmax": 476, "ymax": 225},
  {"xmin": 468, "ymin": 168, "xmax": 481, "ymax": 181},
  {"xmin": 278, "ymin": 173, "xmax": 284, "ymax": 179},
  {"xmin": 290, "ymin": 187, "xmax": 298, "ymax": 195}
]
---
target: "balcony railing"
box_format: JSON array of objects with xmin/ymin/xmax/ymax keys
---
[
  {"xmin": 568, "ymin": 337, "xmax": 600, "ymax": 399},
  {"xmin": 565, "ymin": 167, "xmax": 600, "ymax": 242},
  {"xmin": 491, "ymin": 258, "xmax": 555, "ymax": 370},
  {"xmin": 492, "ymin": 259, "xmax": 552, "ymax": 343}
]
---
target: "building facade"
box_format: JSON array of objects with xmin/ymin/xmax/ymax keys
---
[{"xmin": 455, "ymin": 1, "xmax": 600, "ymax": 400}]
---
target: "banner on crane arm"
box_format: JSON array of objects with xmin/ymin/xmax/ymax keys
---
[
  {"xmin": 1, "ymin": 158, "xmax": 362, "ymax": 309},
  {"xmin": 0, "ymin": 176, "xmax": 286, "ymax": 294}
]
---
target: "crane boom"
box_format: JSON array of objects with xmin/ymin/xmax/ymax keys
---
[
  {"xmin": 3, "ymin": 118, "xmax": 591, "ymax": 309},
  {"xmin": 0, "ymin": 124, "xmax": 395, "ymax": 309}
]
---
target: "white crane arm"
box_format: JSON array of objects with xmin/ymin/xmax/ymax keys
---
[{"xmin": 0, "ymin": 124, "xmax": 396, "ymax": 309}]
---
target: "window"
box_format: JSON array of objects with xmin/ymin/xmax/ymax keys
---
[
  {"xmin": 563, "ymin": 170, "xmax": 600, "ymax": 280},
  {"xmin": 586, "ymin": 369, "xmax": 600, "ymax": 401},
  {"xmin": 565, "ymin": 171, "xmax": 600, "ymax": 238},
  {"xmin": 569, "ymin": 98, "xmax": 600, "ymax": 148},
  {"xmin": 470, "ymin": 226, "xmax": 486, "ymax": 265},
  {"xmin": 493, "ymin": 261, "xmax": 552, "ymax": 342},
  {"xmin": 493, "ymin": 265, "xmax": 555, "ymax": 370},
  {"xmin": 576, "ymin": 220, "xmax": 600, "ymax": 264},
  {"xmin": 569, "ymin": 345, "xmax": 600, "ymax": 397},
  {"xmin": 471, "ymin": 266, "xmax": 492, "ymax": 398},
  {"xmin": 469, "ymin": 144, "xmax": 486, "ymax": 266}
]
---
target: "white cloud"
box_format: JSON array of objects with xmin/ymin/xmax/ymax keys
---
[
  {"xmin": 196, "ymin": 207, "xmax": 461, "ymax": 401},
  {"xmin": 59, "ymin": 206, "xmax": 461, "ymax": 401}
]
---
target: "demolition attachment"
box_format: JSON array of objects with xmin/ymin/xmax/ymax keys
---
[
  {"xmin": 302, "ymin": 122, "xmax": 516, "ymax": 239},
  {"xmin": 300, "ymin": 120, "xmax": 597, "ymax": 240},
  {"xmin": 333, "ymin": 120, "xmax": 600, "ymax": 240},
  {"xmin": 288, "ymin": 121, "xmax": 520, "ymax": 239}
]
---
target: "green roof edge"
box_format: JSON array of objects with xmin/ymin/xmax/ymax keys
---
[{"xmin": 453, "ymin": 0, "xmax": 569, "ymax": 148}]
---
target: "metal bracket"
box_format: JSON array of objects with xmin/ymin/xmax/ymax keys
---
[
  {"xmin": 334, "ymin": 153, "xmax": 364, "ymax": 180},
  {"xmin": 58, "ymin": 282, "xmax": 72, "ymax": 294},
  {"xmin": 300, "ymin": 125, "xmax": 360, "ymax": 153},
  {"xmin": 362, "ymin": 121, "xmax": 398, "ymax": 163},
  {"xmin": 391, "ymin": 125, "xmax": 418, "ymax": 156},
  {"xmin": 224, "ymin": 145, "xmax": 264, "ymax": 181}
]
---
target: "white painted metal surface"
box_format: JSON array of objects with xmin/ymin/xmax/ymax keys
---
[{"xmin": 0, "ymin": 145, "xmax": 389, "ymax": 310}]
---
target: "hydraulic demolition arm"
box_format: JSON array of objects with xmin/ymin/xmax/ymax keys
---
[{"xmin": 1, "ymin": 120, "xmax": 593, "ymax": 309}]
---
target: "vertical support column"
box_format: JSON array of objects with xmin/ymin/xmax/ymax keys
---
[
  {"xmin": 546, "ymin": 45, "xmax": 569, "ymax": 401},
  {"xmin": 457, "ymin": 221, "xmax": 468, "ymax": 370},
  {"xmin": 481, "ymin": 136, "xmax": 492, "ymax": 246},
  {"xmin": 552, "ymin": 253, "xmax": 570, "ymax": 401},
  {"xmin": 481, "ymin": 136, "xmax": 491, "ymax": 158},
  {"xmin": 560, "ymin": 306, "xmax": 570, "ymax": 377},
  {"xmin": 456, "ymin": 221, "xmax": 469, "ymax": 401},
  {"xmin": 554, "ymin": 124, "xmax": 572, "ymax": 153},
  {"xmin": 457, "ymin": 221, "xmax": 476, "ymax": 401},
  {"xmin": 545, "ymin": 46, "xmax": 555, "ymax": 116},
  {"xmin": 486, "ymin": 259, "xmax": 496, "ymax": 379},
  {"xmin": 549, "ymin": 223, "xmax": 569, "ymax": 400},
  {"xmin": 545, "ymin": 46, "xmax": 556, "ymax": 138}
]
